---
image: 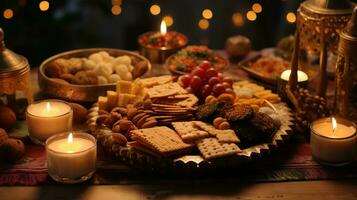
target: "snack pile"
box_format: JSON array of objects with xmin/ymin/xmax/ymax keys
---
[
  {"xmin": 45, "ymin": 51, "xmax": 149, "ymax": 85},
  {"xmin": 89, "ymin": 61, "xmax": 288, "ymax": 163},
  {"xmin": 139, "ymin": 31, "xmax": 187, "ymax": 48}
]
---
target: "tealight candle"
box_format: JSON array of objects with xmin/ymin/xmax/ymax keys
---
[
  {"xmin": 277, "ymin": 69, "xmax": 309, "ymax": 101},
  {"xmin": 138, "ymin": 20, "xmax": 188, "ymax": 63},
  {"xmin": 311, "ymin": 117, "xmax": 357, "ymax": 166},
  {"xmin": 26, "ymin": 99, "xmax": 73, "ymax": 145},
  {"xmin": 46, "ymin": 132, "xmax": 97, "ymax": 184}
]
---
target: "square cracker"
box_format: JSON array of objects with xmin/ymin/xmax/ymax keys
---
[
  {"xmin": 216, "ymin": 132, "xmax": 240, "ymax": 143},
  {"xmin": 197, "ymin": 138, "xmax": 241, "ymax": 160},
  {"xmin": 193, "ymin": 121, "xmax": 238, "ymax": 139},
  {"xmin": 140, "ymin": 75, "xmax": 173, "ymax": 88},
  {"xmin": 172, "ymin": 121, "xmax": 210, "ymax": 142},
  {"xmin": 130, "ymin": 126, "xmax": 192, "ymax": 156},
  {"xmin": 148, "ymin": 83, "xmax": 187, "ymax": 98}
]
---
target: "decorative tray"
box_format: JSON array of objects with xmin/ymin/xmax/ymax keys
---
[
  {"xmin": 239, "ymin": 48, "xmax": 290, "ymax": 85},
  {"xmin": 38, "ymin": 48, "xmax": 151, "ymax": 102},
  {"xmin": 86, "ymin": 92, "xmax": 294, "ymax": 172}
]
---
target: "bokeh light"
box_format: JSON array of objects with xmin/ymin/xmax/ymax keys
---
[
  {"xmin": 150, "ymin": 4, "xmax": 161, "ymax": 15},
  {"xmin": 252, "ymin": 3, "xmax": 262, "ymax": 13},
  {"xmin": 3, "ymin": 9, "xmax": 13, "ymax": 19},
  {"xmin": 286, "ymin": 12, "xmax": 296, "ymax": 23},
  {"xmin": 202, "ymin": 9, "xmax": 213, "ymax": 19},
  {"xmin": 163, "ymin": 16, "xmax": 174, "ymax": 27},
  {"xmin": 232, "ymin": 12, "xmax": 244, "ymax": 27},
  {"xmin": 198, "ymin": 19, "xmax": 209, "ymax": 30},
  {"xmin": 111, "ymin": 5, "xmax": 122, "ymax": 15},
  {"xmin": 246, "ymin": 11, "xmax": 257, "ymax": 21},
  {"xmin": 39, "ymin": 1, "xmax": 49, "ymax": 11}
]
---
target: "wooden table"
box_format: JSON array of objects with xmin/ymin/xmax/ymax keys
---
[{"xmin": 1, "ymin": 53, "xmax": 355, "ymax": 200}]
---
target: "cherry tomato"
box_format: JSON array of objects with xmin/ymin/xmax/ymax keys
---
[
  {"xmin": 208, "ymin": 77, "xmax": 220, "ymax": 86},
  {"xmin": 199, "ymin": 61, "xmax": 212, "ymax": 71},
  {"xmin": 180, "ymin": 75, "xmax": 192, "ymax": 88},
  {"xmin": 191, "ymin": 68, "xmax": 205, "ymax": 79},
  {"xmin": 221, "ymin": 82, "xmax": 232, "ymax": 89},
  {"xmin": 190, "ymin": 75, "xmax": 203, "ymax": 90},
  {"xmin": 206, "ymin": 68, "xmax": 218, "ymax": 79},
  {"xmin": 212, "ymin": 84, "xmax": 225, "ymax": 96},
  {"xmin": 201, "ymin": 84, "xmax": 212, "ymax": 98},
  {"xmin": 222, "ymin": 77, "xmax": 233, "ymax": 86}
]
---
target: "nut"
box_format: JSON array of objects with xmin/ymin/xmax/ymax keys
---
[
  {"xmin": 96, "ymin": 114, "xmax": 110, "ymax": 126},
  {"xmin": 132, "ymin": 60, "xmax": 148, "ymax": 78},
  {"xmin": 0, "ymin": 128, "xmax": 8, "ymax": 145},
  {"xmin": 118, "ymin": 119, "xmax": 137, "ymax": 132},
  {"xmin": 69, "ymin": 103, "xmax": 88, "ymax": 124},
  {"xmin": 218, "ymin": 93, "xmax": 235, "ymax": 103},
  {"xmin": 0, "ymin": 105, "xmax": 16, "ymax": 131},
  {"xmin": 98, "ymin": 109, "xmax": 109, "ymax": 115},
  {"xmin": 60, "ymin": 73, "xmax": 74, "ymax": 83},
  {"xmin": 45, "ymin": 58, "xmax": 69, "ymax": 78},
  {"xmin": 213, "ymin": 117, "xmax": 226, "ymax": 128},
  {"xmin": 112, "ymin": 133, "xmax": 127, "ymax": 146},
  {"xmin": 127, "ymin": 108, "xmax": 139, "ymax": 120},
  {"xmin": 0, "ymin": 138, "xmax": 25, "ymax": 162},
  {"xmin": 218, "ymin": 121, "xmax": 231, "ymax": 130},
  {"xmin": 111, "ymin": 107, "xmax": 127, "ymax": 116}
]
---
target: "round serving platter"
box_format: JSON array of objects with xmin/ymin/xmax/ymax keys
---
[{"xmin": 86, "ymin": 101, "xmax": 294, "ymax": 173}]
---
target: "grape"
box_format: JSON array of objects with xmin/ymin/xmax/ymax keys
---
[
  {"xmin": 206, "ymin": 68, "xmax": 218, "ymax": 79},
  {"xmin": 225, "ymin": 88, "xmax": 235, "ymax": 95},
  {"xmin": 212, "ymin": 84, "xmax": 225, "ymax": 96},
  {"xmin": 222, "ymin": 77, "xmax": 233, "ymax": 86},
  {"xmin": 180, "ymin": 75, "xmax": 192, "ymax": 87},
  {"xmin": 199, "ymin": 61, "xmax": 211, "ymax": 71},
  {"xmin": 208, "ymin": 77, "xmax": 220, "ymax": 86},
  {"xmin": 185, "ymin": 86, "xmax": 194, "ymax": 94},
  {"xmin": 221, "ymin": 82, "xmax": 232, "ymax": 89},
  {"xmin": 218, "ymin": 73, "xmax": 224, "ymax": 82},
  {"xmin": 201, "ymin": 84, "xmax": 212, "ymax": 98},
  {"xmin": 191, "ymin": 68, "xmax": 205, "ymax": 79},
  {"xmin": 190, "ymin": 75, "xmax": 203, "ymax": 90}
]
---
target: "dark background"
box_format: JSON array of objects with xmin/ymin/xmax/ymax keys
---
[{"xmin": 1, "ymin": 0, "xmax": 305, "ymax": 66}]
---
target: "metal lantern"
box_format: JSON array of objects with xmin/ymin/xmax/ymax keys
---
[
  {"xmin": 333, "ymin": 7, "xmax": 357, "ymax": 120},
  {"xmin": 0, "ymin": 28, "xmax": 33, "ymax": 110},
  {"xmin": 293, "ymin": 0, "xmax": 354, "ymax": 97}
]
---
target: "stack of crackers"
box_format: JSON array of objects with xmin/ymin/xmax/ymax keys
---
[{"xmin": 147, "ymin": 82, "xmax": 199, "ymax": 125}]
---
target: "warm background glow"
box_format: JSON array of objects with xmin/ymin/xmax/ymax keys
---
[
  {"xmin": 246, "ymin": 10, "xmax": 257, "ymax": 21},
  {"xmin": 202, "ymin": 9, "xmax": 213, "ymax": 19},
  {"xmin": 111, "ymin": 5, "xmax": 122, "ymax": 15},
  {"xmin": 163, "ymin": 15, "xmax": 174, "ymax": 27},
  {"xmin": 3, "ymin": 9, "xmax": 13, "ymax": 19},
  {"xmin": 286, "ymin": 12, "xmax": 296, "ymax": 23},
  {"xmin": 150, "ymin": 4, "xmax": 161, "ymax": 15},
  {"xmin": 39, "ymin": 1, "xmax": 49, "ymax": 12},
  {"xmin": 232, "ymin": 12, "xmax": 244, "ymax": 27},
  {"xmin": 198, "ymin": 19, "xmax": 209, "ymax": 30},
  {"xmin": 252, "ymin": 3, "xmax": 262, "ymax": 13}
]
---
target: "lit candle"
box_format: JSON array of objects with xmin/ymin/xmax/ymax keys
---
[
  {"xmin": 280, "ymin": 69, "xmax": 309, "ymax": 82},
  {"xmin": 26, "ymin": 100, "xmax": 73, "ymax": 145},
  {"xmin": 160, "ymin": 20, "xmax": 167, "ymax": 35},
  {"xmin": 46, "ymin": 132, "xmax": 97, "ymax": 184},
  {"xmin": 311, "ymin": 117, "xmax": 357, "ymax": 166}
]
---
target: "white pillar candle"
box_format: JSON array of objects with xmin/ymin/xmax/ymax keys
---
[
  {"xmin": 46, "ymin": 132, "xmax": 97, "ymax": 184},
  {"xmin": 311, "ymin": 117, "xmax": 357, "ymax": 166},
  {"xmin": 26, "ymin": 100, "xmax": 73, "ymax": 144}
]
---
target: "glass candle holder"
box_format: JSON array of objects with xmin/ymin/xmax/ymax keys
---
[
  {"xmin": 311, "ymin": 117, "xmax": 357, "ymax": 166},
  {"xmin": 277, "ymin": 69, "xmax": 309, "ymax": 101},
  {"xmin": 46, "ymin": 132, "xmax": 97, "ymax": 184},
  {"xmin": 26, "ymin": 99, "xmax": 73, "ymax": 145}
]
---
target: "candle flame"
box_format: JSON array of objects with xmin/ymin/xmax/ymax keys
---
[
  {"xmin": 160, "ymin": 20, "xmax": 167, "ymax": 35},
  {"xmin": 68, "ymin": 133, "xmax": 73, "ymax": 144},
  {"xmin": 332, "ymin": 117, "xmax": 337, "ymax": 133},
  {"xmin": 46, "ymin": 102, "xmax": 51, "ymax": 111}
]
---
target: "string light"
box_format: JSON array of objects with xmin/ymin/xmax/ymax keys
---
[
  {"xmin": 202, "ymin": 9, "xmax": 213, "ymax": 19},
  {"xmin": 39, "ymin": 1, "xmax": 49, "ymax": 12},
  {"xmin": 252, "ymin": 3, "xmax": 262, "ymax": 13},
  {"xmin": 286, "ymin": 12, "xmax": 296, "ymax": 23},
  {"xmin": 232, "ymin": 12, "xmax": 244, "ymax": 27},
  {"xmin": 111, "ymin": 5, "xmax": 122, "ymax": 15},
  {"xmin": 150, "ymin": 4, "xmax": 161, "ymax": 15},
  {"xmin": 163, "ymin": 16, "xmax": 174, "ymax": 27},
  {"xmin": 198, "ymin": 19, "xmax": 209, "ymax": 30},
  {"xmin": 246, "ymin": 11, "xmax": 257, "ymax": 21},
  {"xmin": 3, "ymin": 9, "xmax": 13, "ymax": 19}
]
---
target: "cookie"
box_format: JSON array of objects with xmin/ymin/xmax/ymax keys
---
[
  {"xmin": 130, "ymin": 126, "xmax": 193, "ymax": 156},
  {"xmin": 197, "ymin": 138, "xmax": 241, "ymax": 160},
  {"xmin": 225, "ymin": 104, "xmax": 254, "ymax": 122},
  {"xmin": 172, "ymin": 121, "xmax": 210, "ymax": 142},
  {"xmin": 195, "ymin": 103, "xmax": 217, "ymax": 121},
  {"xmin": 250, "ymin": 112, "xmax": 278, "ymax": 138}
]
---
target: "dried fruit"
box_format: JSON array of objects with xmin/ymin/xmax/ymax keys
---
[
  {"xmin": 0, "ymin": 105, "xmax": 16, "ymax": 131},
  {"xmin": 0, "ymin": 138, "xmax": 25, "ymax": 162},
  {"xmin": 69, "ymin": 103, "xmax": 88, "ymax": 124}
]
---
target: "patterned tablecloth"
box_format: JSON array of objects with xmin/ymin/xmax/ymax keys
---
[{"xmin": 1, "ymin": 51, "xmax": 352, "ymax": 186}]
